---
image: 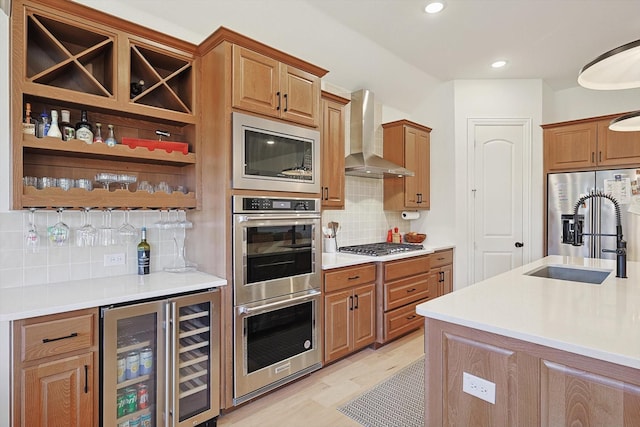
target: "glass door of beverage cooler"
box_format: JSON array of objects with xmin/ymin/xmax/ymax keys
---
[
  {"xmin": 102, "ymin": 300, "xmax": 165, "ymax": 427},
  {"xmin": 170, "ymin": 292, "xmax": 220, "ymax": 427}
]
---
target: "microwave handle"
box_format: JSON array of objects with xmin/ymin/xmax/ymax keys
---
[{"xmin": 236, "ymin": 214, "xmax": 321, "ymax": 222}]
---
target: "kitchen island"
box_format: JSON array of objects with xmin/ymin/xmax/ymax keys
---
[{"xmin": 416, "ymin": 255, "xmax": 640, "ymax": 426}]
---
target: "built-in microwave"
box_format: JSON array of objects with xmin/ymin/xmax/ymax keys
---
[{"xmin": 232, "ymin": 112, "xmax": 320, "ymax": 193}]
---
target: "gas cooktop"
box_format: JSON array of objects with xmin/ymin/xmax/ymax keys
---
[{"xmin": 338, "ymin": 242, "xmax": 424, "ymax": 257}]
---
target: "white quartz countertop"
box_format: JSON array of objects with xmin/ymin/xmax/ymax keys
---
[
  {"xmin": 416, "ymin": 255, "xmax": 640, "ymax": 369},
  {"xmin": 0, "ymin": 271, "xmax": 227, "ymax": 321},
  {"xmin": 322, "ymin": 242, "xmax": 455, "ymax": 270}
]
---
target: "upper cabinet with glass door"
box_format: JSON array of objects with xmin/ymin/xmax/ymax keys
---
[{"xmin": 12, "ymin": 0, "xmax": 199, "ymax": 210}]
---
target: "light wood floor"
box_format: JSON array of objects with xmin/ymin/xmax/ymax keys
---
[{"xmin": 217, "ymin": 329, "xmax": 424, "ymax": 427}]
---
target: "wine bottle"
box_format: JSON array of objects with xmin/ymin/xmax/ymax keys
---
[
  {"xmin": 137, "ymin": 227, "xmax": 151, "ymax": 275},
  {"xmin": 75, "ymin": 110, "xmax": 94, "ymax": 144},
  {"xmin": 59, "ymin": 110, "xmax": 75, "ymax": 141},
  {"xmin": 130, "ymin": 79, "xmax": 145, "ymax": 98},
  {"xmin": 22, "ymin": 103, "xmax": 36, "ymax": 135},
  {"xmin": 46, "ymin": 110, "xmax": 62, "ymax": 138},
  {"xmin": 38, "ymin": 109, "xmax": 50, "ymax": 138}
]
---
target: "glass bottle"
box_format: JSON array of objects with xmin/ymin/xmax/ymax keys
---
[
  {"xmin": 137, "ymin": 227, "xmax": 151, "ymax": 275},
  {"xmin": 105, "ymin": 124, "xmax": 117, "ymax": 147},
  {"xmin": 75, "ymin": 110, "xmax": 94, "ymax": 144},
  {"xmin": 38, "ymin": 109, "xmax": 50, "ymax": 138},
  {"xmin": 93, "ymin": 123, "xmax": 104, "ymax": 144},
  {"xmin": 22, "ymin": 103, "xmax": 36, "ymax": 135},
  {"xmin": 46, "ymin": 110, "xmax": 62, "ymax": 138},
  {"xmin": 59, "ymin": 110, "xmax": 75, "ymax": 141},
  {"xmin": 130, "ymin": 79, "xmax": 145, "ymax": 98}
]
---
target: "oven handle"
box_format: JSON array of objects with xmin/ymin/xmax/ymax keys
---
[
  {"xmin": 238, "ymin": 290, "xmax": 321, "ymax": 315},
  {"xmin": 236, "ymin": 214, "xmax": 321, "ymax": 222}
]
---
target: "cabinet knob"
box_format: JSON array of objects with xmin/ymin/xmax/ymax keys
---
[{"xmin": 515, "ymin": 242, "xmax": 524, "ymax": 248}]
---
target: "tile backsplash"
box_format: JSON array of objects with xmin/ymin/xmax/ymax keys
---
[{"xmin": 0, "ymin": 209, "xmax": 188, "ymax": 288}]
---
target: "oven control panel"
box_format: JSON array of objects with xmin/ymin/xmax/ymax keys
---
[{"xmin": 234, "ymin": 196, "xmax": 319, "ymax": 213}]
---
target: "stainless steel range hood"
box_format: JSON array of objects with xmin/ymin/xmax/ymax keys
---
[{"xmin": 344, "ymin": 89, "xmax": 414, "ymax": 178}]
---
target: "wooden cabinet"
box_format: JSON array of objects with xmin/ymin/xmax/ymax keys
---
[
  {"xmin": 543, "ymin": 115, "xmax": 640, "ymax": 172},
  {"xmin": 232, "ymin": 45, "xmax": 320, "ymax": 127},
  {"xmin": 376, "ymin": 255, "xmax": 433, "ymax": 345},
  {"xmin": 13, "ymin": 308, "xmax": 98, "ymax": 427},
  {"xmin": 11, "ymin": 0, "xmax": 198, "ymax": 210},
  {"xmin": 430, "ymin": 249, "xmax": 454, "ymax": 296},
  {"xmin": 382, "ymin": 120, "xmax": 431, "ymax": 210},
  {"xmin": 323, "ymin": 264, "xmax": 376, "ymax": 363},
  {"xmin": 424, "ymin": 318, "xmax": 640, "ymax": 426},
  {"xmin": 320, "ymin": 91, "xmax": 349, "ymax": 209}
]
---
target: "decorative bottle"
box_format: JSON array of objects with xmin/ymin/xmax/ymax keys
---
[
  {"xmin": 137, "ymin": 227, "xmax": 151, "ymax": 275},
  {"xmin": 59, "ymin": 110, "xmax": 75, "ymax": 141},
  {"xmin": 46, "ymin": 110, "xmax": 62, "ymax": 138},
  {"xmin": 93, "ymin": 123, "xmax": 104, "ymax": 144},
  {"xmin": 130, "ymin": 79, "xmax": 145, "ymax": 98},
  {"xmin": 38, "ymin": 109, "xmax": 50, "ymax": 138},
  {"xmin": 22, "ymin": 103, "xmax": 36, "ymax": 135},
  {"xmin": 105, "ymin": 124, "xmax": 117, "ymax": 147},
  {"xmin": 75, "ymin": 110, "xmax": 94, "ymax": 144}
]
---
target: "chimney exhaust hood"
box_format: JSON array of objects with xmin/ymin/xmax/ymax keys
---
[{"xmin": 344, "ymin": 89, "xmax": 414, "ymax": 178}]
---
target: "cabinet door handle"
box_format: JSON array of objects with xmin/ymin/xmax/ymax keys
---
[
  {"xmin": 347, "ymin": 275, "xmax": 360, "ymax": 281},
  {"xmin": 276, "ymin": 91, "xmax": 281, "ymax": 111},
  {"xmin": 323, "ymin": 187, "xmax": 328, "ymax": 200},
  {"xmin": 417, "ymin": 193, "xmax": 423, "ymax": 204},
  {"xmin": 406, "ymin": 288, "xmax": 416, "ymax": 293},
  {"xmin": 84, "ymin": 364, "xmax": 89, "ymax": 394},
  {"xmin": 406, "ymin": 314, "xmax": 417, "ymax": 320},
  {"xmin": 42, "ymin": 332, "xmax": 78, "ymax": 343},
  {"xmin": 592, "ymin": 152, "xmax": 595, "ymax": 163},
  {"xmin": 599, "ymin": 151, "xmax": 602, "ymax": 162},
  {"xmin": 284, "ymin": 93, "xmax": 288, "ymax": 112},
  {"xmin": 354, "ymin": 294, "xmax": 359, "ymax": 309},
  {"xmin": 349, "ymin": 295, "xmax": 353, "ymax": 311}
]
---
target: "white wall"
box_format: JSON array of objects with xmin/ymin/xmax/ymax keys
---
[
  {"xmin": 547, "ymin": 85, "xmax": 640, "ymax": 123},
  {"xmin": 453, "ymin": 79, "xmax": 544, "ymax": 288}
]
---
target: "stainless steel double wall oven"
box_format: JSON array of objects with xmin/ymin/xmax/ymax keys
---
[{"xmin": 232, "ymin": 196, "xmax": 322, "ymax": 405}]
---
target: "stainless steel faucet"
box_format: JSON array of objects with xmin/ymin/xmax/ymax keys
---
[{"xmin": 564, "ymin": 191, "xmax": 627, "ymax": 278}]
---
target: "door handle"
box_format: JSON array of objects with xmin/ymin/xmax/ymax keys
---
[
  {"xmin": 276, "ymin": 91, "xmax": 281, "ymax": 111},
  {"xmin": 515, "ymin": 242, "xmax": 524, "ymax": 248}
]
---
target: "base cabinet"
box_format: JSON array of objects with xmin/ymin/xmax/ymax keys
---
[
  {"xmin": 425, "ymin": 319, "xmax": 640, "ymax": 426},
  {"xmin": 430, "ymin": 249, "xmax": 454, "ymax": 296},
  {"xmin": 13, "ymin": 308, "xmax": 98, "ymax": 427},
  {"xmin": 323, "ymin": 264, "xmax": 376, "ymax": 364}
]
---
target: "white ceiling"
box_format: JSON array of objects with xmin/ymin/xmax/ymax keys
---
[{"xmin": 75, "ymin": 0, "xmax": 640, "ymax": 112}]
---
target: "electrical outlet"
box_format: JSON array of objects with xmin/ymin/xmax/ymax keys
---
[
  {"xmin": 462, "ymin": 372, "xmax": 496, "ymax": 404},
  {"xmin": 104, "ymin": 253, "xmax": 126, "ymax": 267}
]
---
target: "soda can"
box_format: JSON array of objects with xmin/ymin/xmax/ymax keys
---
[
  {"xmin": 124, "ymin": 387, "xmax": 138, "ymax": 415},
  {"xmin": 137, "ymin": 383, "xmax": 149, "ymax": 410},
  {"xmin": 125, "ymin": 351, "xmax": 140, "ymax": 380},
  {"xmin": 116, "ymin": 390, "xmax": 127, "ymax": 418},
  {"xmin": 118, "ymin": 420, "xmax": 130, "ymax": 427},
  {"xmin": 139, "ymin": 347, "xmax": 153, "ymax": 376},
  {"xmin": 140, "ymin": 410, "xmax": 152, "ymax": 427},
  {"xmin": 129, "ymin": 415, "xmax": 141, "ymax": 427},
  {"xmin": 117, "ymin": 356, "xmax": 126, "ymax": 383}
]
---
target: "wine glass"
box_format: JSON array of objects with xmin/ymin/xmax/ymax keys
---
[
  {"xmin": 98, "ymin": 208, "xmax": 116, "ymax": 246},
  {"xmin": 76, "ymin": 208, "xmax": 97, "ymax": 247},
  {"xmin": 25, "ymin": 208, "xmax": 40, "ymax": 253},
  {"xmin": 48, "ymin": 208, "xmax": 70, "ymax": 247},
  {"xmin": 118, "ymin": 210, "xmax": 137, "ymax": 244}
]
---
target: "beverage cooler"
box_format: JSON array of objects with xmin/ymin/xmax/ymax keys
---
[{"xmin": 101, "ymin": 289, "xmax": 220, "ymax": 427}]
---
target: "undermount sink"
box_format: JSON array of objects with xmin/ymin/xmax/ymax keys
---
[{"xmin": 524, "ymin": 265, "xmax": 612, "ymax": 284}]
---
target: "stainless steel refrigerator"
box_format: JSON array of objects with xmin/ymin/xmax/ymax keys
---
[
  {"xmin": 547, "ymin": 168, "xmax": 640, "ymax": 261},
  {"xmin": 101, "ymin": 289, "xmax": 220, "ymax": 427}
]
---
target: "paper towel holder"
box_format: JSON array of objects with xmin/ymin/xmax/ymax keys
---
[{"xmin": 401, "ymin": 211, "xmax": 420, "ymax": 220}]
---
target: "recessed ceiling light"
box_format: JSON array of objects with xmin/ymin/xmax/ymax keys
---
[
  {"xmin": 491, "ymin": 60, "xmax": 508, "ymax": 69},
  {"xmin": 424, "ymin": 1, "xmax": 445, "ymax": 14}
]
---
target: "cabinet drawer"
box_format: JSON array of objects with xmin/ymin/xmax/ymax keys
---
[
  {"xmin": 383, "ymin": 255, "xmax": 430, "ymax": 281},
  {"xmin": 324, "ymin": 264, "xmax": 376, "ymax": 293},
  {"xmin": 20, "ymin": 310, "xmax": 95, "ymax": 362},
  {"xmin": 384, "ymin": 273, "xmax": 430, "ymax": 311},
  {"xmin": 383, "ymin": 298, "xmax": 428, "ymax": 342},
  {"xmin": 430, "ymin": 249, "xmax": 453, "ymax": 268}
]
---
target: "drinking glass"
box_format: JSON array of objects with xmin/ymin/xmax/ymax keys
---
[
  {"xmin": 48, "ymin": 208, "xmax": 69, "ymax": 247},
  {"xmin": 25, "ymin": 208, "xmax": 39, "ymax": 253},
  {"xmin": 98, "ymin": 209, "xmax": 116, "ymax": 246},
  {"xmin": 118, "ymin": 210, "xmax": 137, "ymax": 244}
]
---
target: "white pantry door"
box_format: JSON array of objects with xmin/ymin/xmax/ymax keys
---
[{"xmin": 469, "ymin": 119, "xmax": 531, "ymax": 283}]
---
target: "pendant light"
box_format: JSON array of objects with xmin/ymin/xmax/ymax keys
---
[{"xmin": 578, "ymin": 38, "xmax": 640, "ymax": 131}]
